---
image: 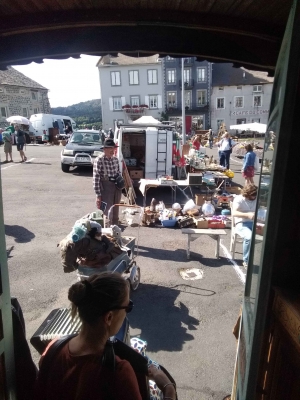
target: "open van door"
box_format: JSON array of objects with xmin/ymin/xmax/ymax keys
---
[{"xmin": 114, "ymin": 127, "xmax": 123, "ymax": 173}]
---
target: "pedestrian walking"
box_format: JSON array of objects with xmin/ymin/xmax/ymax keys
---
[
  {"xmin": 108, "ymin": 128, "xmax": 114, "ymax": 139},
  {"xmin": 3, "ymin": 130, "xmax": 13, "ymax": 163},
  {"xmin": 93, "ymin": 138, "xmax": 122, "ymax": 225},
  {"xmin": 100, "ymin": 130, "xmax": 106, "ymax": 144},
  {"xmin": 6, "ymin": 123, "xmax": 16, "ymax": 144},
  {"xmin": 15, "ymin": 124, "xmax": 27, "ymax": 162},
  {"xmin": 216, "ymin": 132, "xmax": 237, "ymax": 169},
  {"xmin": 208, "ymin": 129, "xmax": 214, "ymax": 149},
  {"xmin": 241, "ymin": 144, "xmax": 257, "ymax": 186}
]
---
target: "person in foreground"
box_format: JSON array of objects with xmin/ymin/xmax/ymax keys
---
[
  {"xmin": 93, "ymin": 138, "xmax": 122, "ymax": 225},
  {"xmin": 232, "ymin": 185, "xmax": 258, "ymax": 268},
  {"xmin": 241, "ymin": 144, "xmax": 257, "ymax": 186},
  {"xmin": 34, "ymin": 272, "xmax": 176, "ymax": 400}
]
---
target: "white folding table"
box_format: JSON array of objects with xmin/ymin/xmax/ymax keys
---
[{"xmin": 181, "ymin": 228, "xmax": 227, "ymax": 259}]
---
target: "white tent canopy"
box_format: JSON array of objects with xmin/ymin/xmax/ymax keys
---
[
  {"xmin": 229, "ymin": 122, "xmax": 267, "ymax": 133},
  {"xmin": 132, "ymin": 116, "xmax": 161, "ymax": 125}
]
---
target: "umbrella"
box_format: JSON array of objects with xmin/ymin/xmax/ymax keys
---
[
  {"xmin": 229, "ymin": 122, "xmax": 267, "ymax": 133},
  {"xmin": 6, "ymin": 115, "xmax": 30, "ymax": 125}
]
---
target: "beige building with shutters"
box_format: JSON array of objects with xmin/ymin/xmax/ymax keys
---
[
  {"xmin": 97, "ymin": 54, "xmax": 164, "ymax": 130},
  {"xmin": 0, "ymin": 66, "xmax": 51, "ymax": 128}
]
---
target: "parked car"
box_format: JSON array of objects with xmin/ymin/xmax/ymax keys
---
[{"xmin": 60, "ymin": 130, "xmax": 103, "ymax": 172}]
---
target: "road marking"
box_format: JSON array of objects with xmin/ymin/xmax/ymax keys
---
[
  {"xmin": 230, "ymin": 157, "xmax": 243, "ymax": 164},
  {"xmin": 1, "ymin": 158, "xmax": 35, "ymax": 170},
  {"xmin": 220, "ymin": 239, "xmax": 246, "ymax": 284}
]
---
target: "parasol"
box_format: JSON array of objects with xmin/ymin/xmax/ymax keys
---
[{"xmin": 6, "ymin": 116, "xmax": 30, "ymax": 125}]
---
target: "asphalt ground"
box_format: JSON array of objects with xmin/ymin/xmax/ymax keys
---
[{"xmin": 1, "ymin": 142, "xmax": 261, "ymax": 400}]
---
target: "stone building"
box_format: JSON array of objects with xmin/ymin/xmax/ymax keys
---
[{"xmin": 0, "ymin": 66, "xmax": 51, "ymax": 127}]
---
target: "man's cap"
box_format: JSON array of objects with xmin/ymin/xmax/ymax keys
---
[{"xmin": 103, "ymin": 138, "xmax": 118, "ymax": 148}]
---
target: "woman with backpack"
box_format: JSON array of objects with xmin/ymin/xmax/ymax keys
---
[
  {"xmin": 34, "ymin": 272, "xmax": 177, "ymax": 400},
  {"xmin": 216, "ymin": 132, "xmax": 237, "ymax": 170}
]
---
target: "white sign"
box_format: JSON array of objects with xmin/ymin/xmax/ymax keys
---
[{"xmin": 232, "ymin": 109, "xmax": 269, "ymax": 116}]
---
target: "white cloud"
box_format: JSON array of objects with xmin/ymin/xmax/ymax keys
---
[{"xmin": 13, "ymin": 54, "xmax": 101, "ymax": 108}]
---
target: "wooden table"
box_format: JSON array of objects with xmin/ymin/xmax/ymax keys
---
[{"xmin": 181, "ymin": 228, "xmax": 227, "ymax": 259}]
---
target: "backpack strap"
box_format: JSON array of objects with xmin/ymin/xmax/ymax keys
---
[{"xmin": 38, "ymin": 334, "xmax": 76, "ymax": 386}]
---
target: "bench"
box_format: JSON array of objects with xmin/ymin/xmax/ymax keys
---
[{"xmin": 181, "ymin": 228, "xmax": 227, "ymax": 259}]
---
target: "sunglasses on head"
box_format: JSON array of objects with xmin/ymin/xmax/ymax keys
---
[{"xmin": 109, "ymin": 299, "xmax": 134, "ymax": 314}]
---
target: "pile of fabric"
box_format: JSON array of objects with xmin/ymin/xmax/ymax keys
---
[{"xmin": 58, "ymin": 217, "xmax": 123, "ymax": 273}]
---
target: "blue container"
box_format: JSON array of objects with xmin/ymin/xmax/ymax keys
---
[
  {"xmin": 221, "ymin": 209, "xmax": 231, "ymax": 216},
  {"xmin": 161, "ymin": 219, "xmax": 177, "ymax": 227}
]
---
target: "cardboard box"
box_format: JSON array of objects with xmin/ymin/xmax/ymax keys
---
[
  {"xmin": 194, "ymin": 218, "xmax": 208, "ymax": 229},
  {"xmin": 181, "ymin": 144, "xmax": 190, "ymax": 156},
  {"xmin": 195, "ymin": 194, "xmax": 206, "ymax": 206},
  {"xmin": 129, "ymin": 170, "xmax": 144, "ymax": 179},
  {"xmin": 256, "ymin": 223, "xmax": 265, "ymax": 235}
]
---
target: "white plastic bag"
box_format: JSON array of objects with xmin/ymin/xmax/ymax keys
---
[
  {"xmin": 155, "ymin": 201, "xmax": 165, "ymax": 212},
  {"xmin": 183, "ymin": 199, "xmax": 197, "ymax": 213}
]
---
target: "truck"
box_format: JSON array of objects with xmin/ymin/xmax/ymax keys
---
[
  {"xmin": 114, "ymin": 123, "xmax": 174, "ymax": 180},
  {"xmin": 29, "ymin": 113, "xmax": 77, "ymax": 143}
]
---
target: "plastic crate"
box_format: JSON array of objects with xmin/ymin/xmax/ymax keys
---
[{"xmin": 161, "ymin": 219, "xmax": 177, "ymax": 227}]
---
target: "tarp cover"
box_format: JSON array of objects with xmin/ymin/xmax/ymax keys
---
[
  {"xmin": 229, "ymin": 122, "xmax": 267, "ymax": 133},
  {"xmin": 132, "ymin": 116, "xmax": 161, "ymax": 125}
]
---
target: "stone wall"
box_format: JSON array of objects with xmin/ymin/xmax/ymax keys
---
[{"xmin": 0, "ymin": 85, "xmax": 51, "ymax": 128}]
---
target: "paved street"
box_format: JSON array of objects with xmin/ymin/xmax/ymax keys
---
[{"xmin": 1, "ymin": 143, "xmax": 260, "ymax": 400}]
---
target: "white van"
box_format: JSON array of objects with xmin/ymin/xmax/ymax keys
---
[
  {"xmin": 114, "ymin": 123, "xmax": 174, "ymax": 179},
  {"xmin": 29, "ymin": 113, "xmax": 77, "ymax": 143}
]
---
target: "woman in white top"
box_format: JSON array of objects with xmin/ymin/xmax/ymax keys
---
[
  {"xmin": 216, "ymin": 132, "xmax": 237, "ymax": 169},
  {"xmin": 232, "ymin": 185, "xmax": 257, "ymax": 268}
]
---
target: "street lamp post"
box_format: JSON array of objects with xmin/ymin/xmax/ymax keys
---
[{"xmin": 181, "ymin": 58, "xmax": 186, "ymax": 145}]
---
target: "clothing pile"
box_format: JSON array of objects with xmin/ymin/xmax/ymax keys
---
[{"xmin": 58, "ymin": 216, "xmax": 123, "ymax": 273}]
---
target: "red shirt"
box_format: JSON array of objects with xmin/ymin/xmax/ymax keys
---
[
  {"xmin": 34, "ymin": 341, "xmax": 142, "ymax": 400},
  {"xmin": 192, "ymin": 140, "xmax": 200, "ymax": 150}
]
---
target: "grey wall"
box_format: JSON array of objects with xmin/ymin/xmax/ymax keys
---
[
  {"xmin": 99, "ymin": 62, "xmax": 164, "ymax": 129},
  {"xmin": 210, "ymin": 83, "xmax": 273, "ymax": 132}
]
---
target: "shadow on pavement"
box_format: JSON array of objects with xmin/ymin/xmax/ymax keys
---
[
  {"xmin": 137, "ymin": 245, "xmax": 187, "ymax": 263},
  {"xmin": 130, "ymin": 282, "xmax": 200, "ymax": 352},
  {"xmin": 5, "ymin": 225, "xmax": 35, "ymax": 243},
  {"xmin": 6, "ymin": 245, "xmax": 14, "ymax": 258},
  {"xmin": 69, "ymin": 167, "xmax": 93, "ymax": 177}
]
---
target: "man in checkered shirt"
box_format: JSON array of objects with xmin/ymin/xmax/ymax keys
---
[{"xmin": 93, "ymin": 138, "xmax": 122, "ymax": 224}]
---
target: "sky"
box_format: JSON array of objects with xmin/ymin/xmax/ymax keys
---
[{"xmin": 13, "ymin": 55, "xmax": 101, "ymax": 108}]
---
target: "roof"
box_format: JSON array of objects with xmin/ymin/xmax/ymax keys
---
[
  {"xmin": 0, "ymin": 0, "xmax": 295, "ymax": 74},
  {"xmin": 0, "ymin": 67, "xmax": 47, "ymax": 90},
  {"xmin": 98, "ymin": 54, "xmax": 160, "ymax": 67},
  {"xmin": 212, "ymin": 63, "xmax": 274, "ymax": 87}
]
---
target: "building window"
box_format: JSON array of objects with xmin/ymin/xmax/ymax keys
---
[
  {"xmin": 31, "ymin": 91, "xmax": 38, "ymax": 100},
  {"xmin": 217, "ymin": 119, "xmax": 224, "ymax": 129},
  {"xmin": 197, "ymin": 67, "xmax": 206, "ymax": 82},
  {"xmin": 237, "ymin": 118, "xmax": 246, "ymax": 124},
  {"xmin": 0, "ymin": 106, "xmax": 7, "ymax": 117},
  {"xmin": 184, "ymin": 57, "xmax": 192, "ymax": 63},
  {"xmin": 22, "ymin": 107, "xmax": 28, "ymax": 117},
  {"xmin": 33, "ymin": 107, "xmax": 39, "ymax": 113},
  {"xmin": 237, "ymin": 86, "xmax": 242, "ymax": 89},
  {"xmin": 167, "ymin": 69, "xmax": 176, "ymax": 84},
  {"xmin": 111, "ymin": 71, "xmax": 121, "ymax": 86},
  {"xmin": 183, "ymin": 69, "xmax": 191, "ymax": 83},
  {"xmin": 185, "ymin": 91, "xmax": 191, "ymax": 107},
  {"xmin": 234, "ymin": 96, "xmax": 244, "ymax": 108},
  {"xmin": 149, "ymin": 95, "xmax": 158, "ymax": 109},
  {"xmin": 166, "ymin": 56, "xmax": 174, "ymax": 61},
  {"xmin": 253, "ymin": 85, "xmax": 262, "ymax": 92},
  {"xmin": 131, "ymin": 96, "xmax": 140, "ymax": 106},
  {"xmin": 148, "ymin": 69, "xmax": 158, "ymax": 84},
  {"xmin": 216, "ymin": 98, "xmax": 225, "ymax": 109},
  {"xmin": 197, "ymin": 90, "xmax": 207, "ymax": 106},
  {"xmin": 167, "ymin": 92, "xmax": 177, "ymax": 107},
  {"xmin": 129, "ymin": 70, "xmax": 139, "ymax": 85},
  {"xmin": 113, "ymin": 97, "xmax": 122, "ymax": 110},
  {"xmin": 254, "ymin": 95, "xmax": 262, "ymax": 107},
  {"xmin": 218, "ymin": 87, "xmax": 224, "ymax": 91},
  {"xmin": 252, "ymin": 118, "xmax": 260, "ymax": 123}
]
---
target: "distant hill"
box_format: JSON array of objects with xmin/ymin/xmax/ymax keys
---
[{"xmin": 51, "ymin": 99, "xmax": 102, "ymax": 128}]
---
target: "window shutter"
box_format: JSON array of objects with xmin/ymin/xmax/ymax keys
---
[
  {"xmin": 121, "ymin": 97, "xmax": 126, "ymax": 106},
  {"xmin": 157, "ymin": 95, "xmax": 162, "ymax": 109},
  {"xmin": 145, "ymin": 96, "xmax": 149, "ymax": 106},
  {"xmin": 154, "ymin": 70, "xmax": 157, "ymax": 83},
  {"xmin": 109, "ymin": 98, "xmax": 113, "ymax": 111}
]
